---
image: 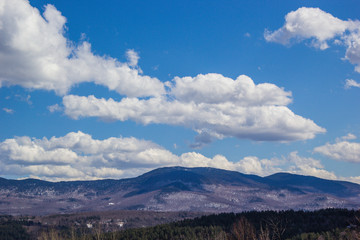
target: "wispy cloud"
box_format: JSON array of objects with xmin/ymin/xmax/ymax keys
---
[
  {"xmin": 126, "ymin": 49, "xmax": 140, "ymax": 67},
  {"xmin": 3, "ymin": 108, "xmax": 14, "ymax": 114},
  {"xmin": 47, "ymin": 104, "xmax": 62, "ymax": 113},
  {"xmin": 345, "ymin": 79, "xmax": 360, "ymax": 89}
]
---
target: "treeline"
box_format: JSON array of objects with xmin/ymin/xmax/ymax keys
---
[
  {"xmin": 1, "ymin": 208, "xmax": 359, "ymax": 239},
  {"xmin": 173, "ymin": 208, "xmax": 360, "ymax": 239},
  {"xmin": 97, "ymin": 208, "xmax": 360, "ymax": 240},
  {"xmin": 36, "ymin": 208, "xmax": 360, "ymax": 240},
  {"xmin": 0, "ymin": 215, "xmax": 31, "ymax": 240}
]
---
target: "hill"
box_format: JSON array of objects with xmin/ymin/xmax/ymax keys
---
[{"xmin": 0, "ymin": 167, "xmax": 359, "ymax": 215}]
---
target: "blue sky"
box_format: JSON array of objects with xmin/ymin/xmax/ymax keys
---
[{"xmin": 0, "ymin": 0, "xmax": 360, "ymax": 182}]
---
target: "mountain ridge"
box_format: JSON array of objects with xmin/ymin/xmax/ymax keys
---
[{"xmin": 0, "ymin": 166, "xmax": 359, "ymax": 215}]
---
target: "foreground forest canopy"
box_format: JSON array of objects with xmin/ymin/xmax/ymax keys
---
[{"xmin": 1, "ymin": 208, "xmax": 360, "ymax": 240}]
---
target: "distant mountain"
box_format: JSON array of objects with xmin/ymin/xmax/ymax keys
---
[{"xmin": 0, "ymin": 167, "xmax": 359, "ymax": 215}]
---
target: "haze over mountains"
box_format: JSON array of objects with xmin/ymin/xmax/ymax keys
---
[{"xmin": 1, "ymin": 167, "xmax": 359, "ymax": 216}]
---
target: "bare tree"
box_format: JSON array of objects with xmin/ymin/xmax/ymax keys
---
[
  {"xmin": 38, "ymin": 231, "xmax": 49, "ymax": 240},
  {"xmin": 69, "ymin": 226, "xmax": 76, "ymax": 240},
  {"xmin": 266, "ymin": 218, "xmax": 286, "ymax": 240},
  {"xmin": 38, "ymin": 228, "xmax": 60, "ymax": 240},
  {"xmin": 93, "ymin": 222, "xmax": 102, "ymax": 240},
  {"xmin": 230, "ymin": 217, "xmax": 257, "ymax": 240},
  {"xmin": 258, "ymin": 223, "xmax": 270, "ymax": 240},
  {"xmin": 110, "ymin": 230, "xmax": 118, "ymax": 240}
]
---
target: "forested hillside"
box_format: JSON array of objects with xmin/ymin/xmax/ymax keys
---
[
  {"xmin": 100, "ymin": 209, "xmax": 360, "ymax": 240},
  {"xmin": 2, "ymin": 208, "xmax": 359, "ymax": 239},
  {"xmin": 2, "ymin": 167, "xmax": 360, "ymax": 215}
]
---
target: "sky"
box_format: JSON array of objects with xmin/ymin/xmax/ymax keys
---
[{"xmin": 0, "ymin": 0, "xmax": 360, "ymax": 182}]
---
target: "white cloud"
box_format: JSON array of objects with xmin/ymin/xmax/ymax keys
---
[
  {"xmin": 126, "ymin": 49, "xmax": 140, "ymax": 67},
  {"xmin": 0, "ymin": 136, "xmax": 77, "ymax": 165},
  {"xmin": 0, "ymin": 1, "xmax": 325, "ymax": 145},
  {"xmin": 265, "ymin": 7, "xmax": 348, "ymax": 49},
  {"xmin": 235, "ymin": 156, "xmax": 265, "ymax": 175},
  {"xmin": 265, "ymin": 7, "xmax": 360, "ymax": 72},
  {"xmin": 168, "ymin": 74, "xmax": 292, "ymax": 106},
  {"xmin": 233, "ymin": 151, "xmax": 338, "ymax": 181},
  {"xmin": 48, "ymin": 104, "xmax": 62, "ymax": 113},
  {"xmin": 286, "ymin": 151, "xmax": 337, "ymax": 180},
  {"xmin": 0, "ymin": 0, "xmax": 164, "ymax": 97},
  {"xmin": 337, "ymin": 133, "xmax": 357, "ymax": 142},
  {"xmin": 3, "ymin": 108, "xmax": 14, "ymax": 114},
  {"xmin": 0, "ymin": 131, "xmax": 278, "ymax": 180},
  {"xmin": 1, "ymin": 132, "xmax": 359, "ymax": 183},
  {"xmin": 63, "ymin": 94, "xmax": 324, "ymax": 142},
  {"xmin": 0, "ymin": 131, "xmax": 179, "ymax": 180},
  {"xmin": 62, "ymin": 73, "xmax": 325, "ymax": 144},
  {"xmin": 342, "ymin": 176, "xmax": 360, "ymax": 185},
  {"xmin": 345, "ymin": 79, "xmax": 360, "ymax": 89},
  {"xmin": 314, "ymin": 136, "xmax": 360, "ymax": 163},
  {"xmin": 179, "ymin": 153, "xmax": 278, "ymax": 176},
  {"xmin": 0, "ymin": 131, "xmax": 298, "ymax": 181}
]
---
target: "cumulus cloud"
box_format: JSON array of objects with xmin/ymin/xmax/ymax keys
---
[
  {"xmin": 0, "ymin": 131, "xmax": 179, "ymax": 180},
  {"xmin": 265, "ymin": 7, "xmax": 360, "ymax": 72},
  {"xmin": 345, "ymin": 79, "xmax": 360, "ymax": 89},
  {"xmin": 0, "ymin": 131, "xmax": 278, "ymax": 181},
  {"xmin": 0, "ymin": 1, "xmax": 325, "ymax": 145},
  {"xmin": 286, "ymin": 151, "xmax": 337, "ymax": 180},
  {"xmin": 178, "ymin": 152, "xmax": 279, "ymax": 176},
  {"xmin": 62, "ymin": 74, "xmax": 325, "ymax": 144},
  {"xmin": 343, "ymin": 176, "xmax": 360, "ymax": 184},
  {"xmin": 1, "ymin": 132, "xmax": 358, "ymax": 183},
  {"xmin": 314, "ymin": 135, "xmax": 360, "ymax": 163},
  {"xmin": 168, "ymin": 74, "xmax": 292, "ymax": 106},
  {"xmin": 0, "ymin": 131, "xmax": 295, "ymax": 181},
  {"xmin": 0, "ymin": 0, "xmax": 164, "ymax": 97},
  {"xmin": 233, "ymin": 151, "xmax": 338, "ymax": 181},
  {"xmin": 264, "ymin": 7, "xmax": 348, "ymax": 49}
]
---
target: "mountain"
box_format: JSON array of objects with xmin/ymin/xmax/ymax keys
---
[{"xmin": 0, "ymin": 167, "xmax": 359, "ymax": 215}]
